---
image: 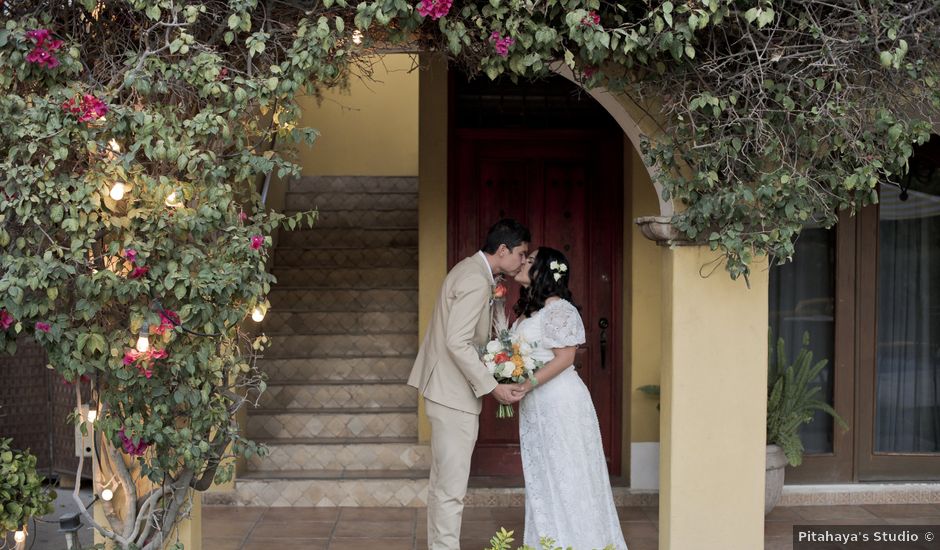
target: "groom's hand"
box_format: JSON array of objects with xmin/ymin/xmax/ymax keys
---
[{"xmin": 491, "ymin": 384, "xmax": 523, "ymax": 405}]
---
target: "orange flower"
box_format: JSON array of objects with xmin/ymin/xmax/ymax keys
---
[
  {"xmin": 493, "ymin": 283, "xmax": 508, "ymax": 299},
  {"xmin": 512, "ymin": 366, "xmax": 524, "ymax": 377}
]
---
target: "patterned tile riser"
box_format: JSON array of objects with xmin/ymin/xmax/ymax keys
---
[
  {"xmin": 246, "ymin": 442, "xmax": 431, "ymax": 471},
  {"xmin": 273, "ymin": 248, "xmax": 418, "ymax": 268},
  {"xmin": 260, "ymin": 333, "xmax": 418, "ymax": 358},
  {"xmin": 270, "ymin": 268, "xmax": 418, "ymax": 288},
  {"xmin": 261, "ymin": 311, "xmax": 418, "ymax": 336},
  {"xmin": 257, "ymin": 357, "xmax": 414, "ymax": 382},
  {"xmin": 267, "ymin": 289, "xmax": 418, "ymax": 312},
  {"xmin": 287, "ymin": 176, "xmax": 418, "ymax": 194},
  {"xmin": 246, "ymin": 412, "xmax": 418, "ymax": 439},
  {"xmin": 258, "ymin": 384, "xmax": 416, "ymax": 409}
]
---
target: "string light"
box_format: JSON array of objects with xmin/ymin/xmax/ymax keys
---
[
  {"xmin": 86, "ymin": 409, "xmax": 97, "ymax": 423},
  {"xmin": 108, "ymin": 139, "xmax": 121, "ymax": 153},
  {"xmin": 101, "ymin": 488, "xmax": 113, "ymax": 502},
  {"xmin": 109, "ymin": 182, "xmax": 126, "ymax": 200},
  {"xmin": 352, "ymin": 30, "xmax": 363, "ymax": 44},
  {"xmin": 135, "ymin": 322, "xmax": 150, "ymax": 353},
  {"xmin": 251, "ymin": 304, "xmax": 266, "ymax": 322},
  {"xmin": 13, "ymin": 530, "xmax": 25, "ymax": 543}
]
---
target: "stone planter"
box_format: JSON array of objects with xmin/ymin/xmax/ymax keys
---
[{"xmin": 765, "ymin": 444, "xmax": 788, "ymax": 515}]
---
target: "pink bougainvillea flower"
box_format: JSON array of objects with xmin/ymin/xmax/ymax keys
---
[
  {"xmin": 46, "ymin": 39, "xmax": 64, "ymax": 52},
  {"xmin": 149, "ymin": 349, "xmax": 168, "ymax": 360},
  {"xmin": 35, "ymin": 322, "xmax": 51, "ymax": 333},
  {"xmin": 0, "ymin": 309, "xmax": 14, "ymax": 330},
  {"xmin": 152, "ymin": 310, "xmax": 179, "ymax": 335},
  {"xmin": 136, "ymin": 364, "xmax": 153, "ymax": 378},
  {"xmin": 128, "ymin": 265, "xmax": 150, "ymax": 279},
  {"xmin": 62, "ymin": 94, "xmax": 109, "ymax": 122},
  {"xmin": 118, "ymin": 428, "xmax": 149, "ymax": 456},
  {"xmin": 581, "ymin": 11, "xmax": 601, "ymax": 27},
  {"xmin": 123, "ymin": 349, "xmax": 140, "ymax": 366},
  {"xmin": 250, "ymin": 235, "xmax": 264, "ymax": 250},
  {"xmin": 123, "ymin": 248, "xmax": 137, "ymax": 263},
  {"xmin": 490, "ymin": 32, "xmax": 515, "ymax": 58},
  {"xmin": 217, "ymin": 67, "xmax": 229, "ymax": 81},
  {"xmin": 417, "ymin": 0, "xmax": 453, "ymax": 20},
  {"xmin": 238, "ymin": 210, "xmax": 248, "ymax": 223},
  {"xmin": 583, "ymin": 65, "xmax": 598, "ymax": 78},
  {"xmin": 26, "ymin": 29, "xmax": 51, "ymax": 44}
]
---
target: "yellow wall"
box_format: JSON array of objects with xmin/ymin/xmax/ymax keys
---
[
  {"xmin": 628, "ymin": 146, "xmax": 663, "ymax": 443},
  {"xmin": 417, "ymin": 53, "xmax": 449, "ymax": 442},
  {"xmin": 659, "ymin": 247, "xmax": 768, "ymax": 549},
  {"xmin": 296, "ymin": 54, "xmax": 420, "ymax": 176}
]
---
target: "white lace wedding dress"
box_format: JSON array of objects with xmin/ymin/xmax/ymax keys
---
[{"xmin": 512, "ymin": 299, "xmax": 628, "ymax": 550}]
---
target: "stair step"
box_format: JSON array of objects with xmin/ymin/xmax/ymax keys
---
[
  {"xmin": 285, "ymin": 192, "xmax": 417, "ymax": 212},
  {"xmin": 267, "ymin": 289, "xmax": 418, "ymax": 312},
  {"xmin": 228, "ymin": 476, "xmax": 428, "ymax": 507},
  {"xmin": 262, "ymin": 333, "xmax": 417, "ymax": 358},
  {"xmin": 277, "ymin": 228, "xmax": 418, "ymax": 249},
  {"xmin": 282, "ymin": 209, "xmax": 417, "ymax": 229},
  {"xmin": 273, "ymin": 247, "xmax": 418, "ymax": 268},
  {"xmin": 271, "ymin": 267, "xmax": 418, "ymax": 288},
  {"xmin": 257, "ymin": 357, "xmax": 414, "ymax": 382},
  {"xmin": 288, "ymin": 176, "xmax": 418, "ymax": 194},
  {"xmin": 261, "ymin": 311, "xmax": 418, "ymax": 335},
  {"xmin": 258, "ymin": 382, "xmax": 416, "ymax": 409},
  {"xmin": 247, "ymin": 409, "xmax": 418, "ymax": 439},
  {"xmin": 246, "ymin": 441, "xmax": 430, "ymax": 472}
]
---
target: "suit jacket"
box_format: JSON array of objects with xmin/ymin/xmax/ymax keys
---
[{"xmin": 408, "ymin": 254, "xmax": 500, "ymax": 414}]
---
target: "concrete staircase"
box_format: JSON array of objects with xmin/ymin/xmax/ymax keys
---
[{"xmin": 233, "ymin": 176, "xmax": 431, "ymax": 507}]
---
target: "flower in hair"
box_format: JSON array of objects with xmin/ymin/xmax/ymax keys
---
[{"xmin": 549, "ymin": 260, "xmax": 568, "ymax": 281}]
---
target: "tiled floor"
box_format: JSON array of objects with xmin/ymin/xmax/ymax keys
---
[{"xmin": 203, "ymin": 503, "xmax": 940, "ymax": 549}]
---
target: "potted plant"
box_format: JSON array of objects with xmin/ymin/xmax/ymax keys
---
[
  {"xmin": 765, "ymin": 332, "xmax": 847, "ymax": 514},
  {"xmin": 0, "ymin": 438, "xmax": 55, "ymax": 547}
]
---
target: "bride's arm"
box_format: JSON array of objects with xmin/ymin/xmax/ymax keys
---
[{"xmin": 522, "ymin": 346, "xmax": 577, "ymax": 392}]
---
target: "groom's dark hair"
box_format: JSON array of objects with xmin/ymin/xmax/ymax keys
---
[{"xmin": 480, "ymin": 218, "xmax": 531, "ymax": 254}]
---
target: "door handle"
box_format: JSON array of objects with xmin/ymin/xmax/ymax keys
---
[{"xmin": 598, "ymin": 318, "xmax": 609, "ymax": 370}]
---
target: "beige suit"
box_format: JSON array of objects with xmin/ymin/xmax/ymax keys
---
[{"xmin": 408, "ymin": 254, "xmax": 499, "ymax": 550}]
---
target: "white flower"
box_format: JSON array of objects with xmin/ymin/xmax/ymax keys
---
[
  {"xmin": 498, "ymin": 361, "xmax": 516, "ymax": 378},
  {"xmin": 523, "ymin": 356, "xmax": 535, "ymax": 370},
  {"xmin": 559, "ymin": 263, "xmax": 567, "ymax": 272},
  {"xmin": 486, "ymin": 361, "xmax": 497, "ymax": 375},
  {"xmin": 553, "ymin": 273, "xmax": 562, "ymax": 281},
  {"xmin": 518, "ymin": 341, "xmax": 533, "ymax": 355},
  {"xmin": 549, "ymin": 261, "xmax": 559, "ymax": 270},
  {"xmin": 486, "ymin": 340, "xmax": 502, "ymax": 354}
]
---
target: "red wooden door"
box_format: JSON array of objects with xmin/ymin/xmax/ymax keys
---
[{"xmin": 449, "ymin": 128, "xmax": 624, "ymax": 476}]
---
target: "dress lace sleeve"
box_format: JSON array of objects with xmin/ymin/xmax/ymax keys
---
[{"xmin": 540, "ymin": 301, "xmax": 586, "ymax": 348}]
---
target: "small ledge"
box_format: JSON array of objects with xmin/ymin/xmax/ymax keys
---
[{"xmin": 634, "ymin": 215, "xmax": 696, "ymax": 246}]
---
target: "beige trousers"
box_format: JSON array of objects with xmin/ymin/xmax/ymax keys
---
[{"xmin": 425, "ymin": 398, "xmax": 479, "ymax": 550}]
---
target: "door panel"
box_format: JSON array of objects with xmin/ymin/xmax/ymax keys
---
[{"xmin": 449, "ymin": 128, "xmax": 623, "ymax": 476}]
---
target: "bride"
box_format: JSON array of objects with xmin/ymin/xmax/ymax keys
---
[{"xmin": 511, "ymin": 247, "xmax": 628, "ymax": 550}]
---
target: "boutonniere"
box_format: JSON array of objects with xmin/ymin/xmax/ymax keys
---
[{"xmin": 492, "ymin": 282, "xmax": 508, "ymax": 302}]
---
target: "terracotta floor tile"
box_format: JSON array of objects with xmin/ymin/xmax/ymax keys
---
[
  {"xmin": 262, "ymin": 507, "xmax": 341, "ymax": 522},
  {"xmin": 885, "ymin": 517, "xmax": 940, "ymax": 525},
  {"xmin": 201, "ymin": 537, "xmax": 245, "ymax": 550},
  {"xmin": 617, "ymin": 507, "xmax": 652, "ymax": 522},
  {"xmin": 243, "ymin": 537, "xmax": 329, "ymax": 549},
  {"xmin": 862, "ymin": 504, "xmax": 940, "ymax": 519},
  {"xmin": 250, "ymin": 520, "xmax": 335, "ymax": 539},
  {"xmin": 338, "ymin": 507, "xmax": 417, "ymax": 522},
  {"xmin": 766, "ymin": 506, "xmax": 804, "ymax": 522},
  {"xmin": 765, "ymin": 521, "xmax": 797, "ymax": 538},
  {"xmin": 764, "ymin": 535, "xmax": 794, "ymax": 550},
  {"xmin": 623, "ymin": 536, "xmax": 658, "ymax": 550},
  {"xmin": 203, "ymin": 506, "xmax": 265, "ymax": 523},
  {"xmin": 333, "ymin": 520, "xmax": 415, "ymax": 538},
  {"xmin": 329, "ymin": 537, "xmax": 414, "ymax": 550},
  {"xmin": 203, "ymin": 518, "xmax": 258, "ymax": 540},
  {"xmin": 619, "ymin": 521, "xmax": 658, "ymax": 539},
  {"xmin": 793, "ymin": 505, "xmax": 880, "ymax": 522}
]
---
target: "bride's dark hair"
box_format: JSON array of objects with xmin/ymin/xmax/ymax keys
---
[{"xmin": 513, "ymin": 247, "xmax": 578, "ymax": 318}]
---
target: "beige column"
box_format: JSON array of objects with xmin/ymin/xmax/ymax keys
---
[{"xmin": 656, "ymin": 242, "xmax": 768, "ymax": 550}]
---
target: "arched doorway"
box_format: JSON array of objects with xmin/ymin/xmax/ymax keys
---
[{"xmin": 445, "ymin": 68, "xmax": 625, "ymax": 476}]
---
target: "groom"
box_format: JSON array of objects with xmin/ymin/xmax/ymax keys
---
[{"xmin": 408, "ymin": 218, "xmax": 531, "ymax": 550}]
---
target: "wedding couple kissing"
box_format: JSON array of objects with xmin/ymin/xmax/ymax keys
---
[{"xmin": 408, "ymin": 219, "xmax": 628, "ymax": 550}]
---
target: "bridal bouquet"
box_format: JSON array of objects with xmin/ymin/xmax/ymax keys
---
[{"xmin": 481, "ymin": 330, "xmax": 543, "ymax": 418}]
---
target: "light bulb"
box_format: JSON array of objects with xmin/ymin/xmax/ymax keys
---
[
  {"xmin": 109, "ymin": 182, "xmax": 126, "ymax": 201},
  {"xmin": 251, "ymin": 306, "xmax": 265, "ymax": 322},
  {"xmin": 13, "ymin": 531, "xmax": 25, "ymax": 542},
  {"xmin": 164, "ymin": 190, "xmax": 182, "ymax": 208},
  {"xmin": 87, "ymin": 409, "xmax": 97, "ymax": 423},
  {"xmin": 101, "ymin": 488, "xmax": 113, "ymax": 501},
  {"xmin": 136, "ymin": 323, "xmax": 150, "ymax": 353},
  {"xmin": 352, "ymin": 30, "xmax": 363, "ymax": 44},
  {"xmin": 108, "ymin": 139, "xmax": 121, "ymax": 153}
]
